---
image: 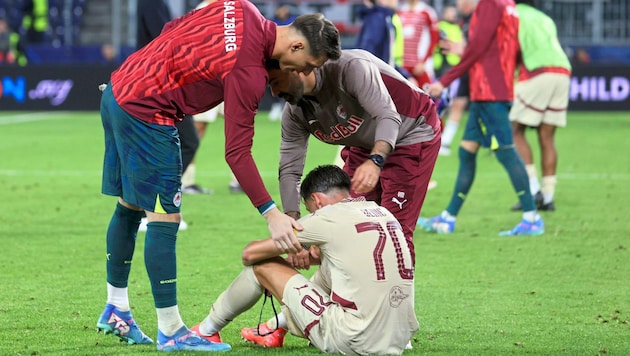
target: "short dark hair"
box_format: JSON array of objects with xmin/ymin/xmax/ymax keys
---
[
  {"xmin": 265, "ymin": 59, "xmax": 281, "ymax": 70},
  {"xmin": 290, "ymin": 14, "xmax": 342, "ymax": 60},
  {"xmin": 300, "ymin": 165, "xmax": 351, "ymax": 202}
]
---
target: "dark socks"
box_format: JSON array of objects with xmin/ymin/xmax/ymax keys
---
[
  {"xmin": 446, "ymin": 147, "xmax": 477, "ymax": 216},
  {"xmin": 495, "ymin": 147, "xmax": 536, "ymax": 212},
  {"xmin": 144, "ymin": 221, "xmax": 179, "ymax": 308},
  {"xmin": 106, "ymin": 203, "xmax": 144, "ymax": 287}
]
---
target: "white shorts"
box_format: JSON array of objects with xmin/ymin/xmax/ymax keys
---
[
  {"xmin": 193, "ymin": 102, "xmax": 224, "ymax": 123},
  {"xmin": 447, "ymin": 78, "xmax": 461, "ymax": 101},
  {"xmin": 509, "ymin": 73, "xmax": 570, "ymax": 127},
  {"xmin": 282, "ymin": 273, "xmax": 354, "ymax": 354}
]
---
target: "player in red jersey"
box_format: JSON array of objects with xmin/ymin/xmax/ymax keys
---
[
  {"xmin": 97, "ymin": 0, "xmax": 341, "ymax": 351},
  {"xmin": 398, "ymin": 0, "xmax": 440, "ymax": 88},
  {"xmin": 418, "ymin": 0, "xmax": 544, "ymax": 236}
]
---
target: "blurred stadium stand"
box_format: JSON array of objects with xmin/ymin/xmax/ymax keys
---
[
  {"xmin": 533, "ymin": 0, "xmax": 630, "ymax": 64},
  {"xmin": 0, "ymin": 0, "xmax": 628, "ymax": 65}
]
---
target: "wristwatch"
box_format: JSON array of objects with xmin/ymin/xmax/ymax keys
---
[{"xmin": 368, "ymin": 154, "xmax": 385, "ymax": 169}]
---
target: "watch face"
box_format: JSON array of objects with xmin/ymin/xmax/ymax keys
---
[{"xmin": 370, "ymin": 154, "xmax": 385, "ymax": 168}]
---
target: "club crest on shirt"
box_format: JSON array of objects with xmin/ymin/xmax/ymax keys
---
[
  {"xmin": 173, "ymin": 191, "xmax": 182, "ymax": 208},
  {"xmin": 389, "ymin": 286, "xmax": 409, "ymax": 308},
  {"xmin": 336, "ymin": 103, "xmax": 347, "ymax": 120}
]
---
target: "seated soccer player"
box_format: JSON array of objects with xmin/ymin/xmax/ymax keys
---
[{"xmin": 191, "ymin": 165, "xmax": 418, "ymax": 355}]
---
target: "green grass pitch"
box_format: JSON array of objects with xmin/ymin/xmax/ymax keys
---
[{"xmin": 0, "ymin": 111, "xmax": 628, "ymax": 355}]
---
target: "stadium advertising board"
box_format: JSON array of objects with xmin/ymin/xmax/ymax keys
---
[
  {"xmin": 0, "ymin": 65, "xmax": 115, "ymax": 111},
  {"xmin": 568, "ymin": 65, "xmax": 630, "ymax": 111},
  {"xmin": 0, "ymin": 64, "xmax": 628, "ymax": 111}
]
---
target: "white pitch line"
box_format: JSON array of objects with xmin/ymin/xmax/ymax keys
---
[
  {"xmin": 0, "ymin": 170, "xmax": 102, "ymax": 177},
  {"xmin": 0, "ymin": 170, "xmax": 629, "ymax": 180},
  {"xmin": 0, "ymin": 170, "xmax": 244, "ymax": 178},
  {"xmin": 0, "ymin": 112, "xmax": 75, "ymax": 125},
  {"xmin": 432, "ymin": 172, "xmax": 630, "ymax": 180}
]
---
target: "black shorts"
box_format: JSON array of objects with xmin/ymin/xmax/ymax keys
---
[{"xmin": 456, "ymin": 72, "xmax": 470, "ymax": 98}]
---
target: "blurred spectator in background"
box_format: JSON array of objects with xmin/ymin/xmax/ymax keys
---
[
  {"xmin": 100, "ymin": 43, "xmax": 115, "ymax": 64},
  {"xmin": 0, "ymin": 17, "xmax": 27, "ymax": 66},
  {"xmin": 100, "ymin": 43, "xmax": 124, "ymax": 66},
  {"xmin": 572, "ymin": 47, "xmax": 591, "ymax": 65},
  {"xmin": 354, "ymin": 0, "xmax": 411, "ymax": 80},
  {"xmin": 398, "ymin": 0, "xmax": 439, "ymax": 88},
  {"xmin": 271, "ymin": 1, "xmax": 297, "ymax": 25},
  {"xmin": 21, "ymin": 0, "xmax": 48, "ymax": 44},
  {"xmin": 438, "ymin": 0, "xmax": 476, "ymax": 155},
  {"xmin": 432, "ymin": 5, "xmax": 462, "ymax": 127},
  {"xmin": 433, "ymin": 6, "xmax": 462, "ymax": 79},
  {"xmin": 355, "ymin": 0, "xmax": 396, "ymax": 64},
  {"xmin": 268, "ymin": 2, "xmax": 298, "ymax": 121},
  {"xmin": 136, "ymin": 0, "xmax": 171, "ymax": 49}
]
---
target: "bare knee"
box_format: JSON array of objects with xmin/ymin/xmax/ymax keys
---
[
  {"xmin": 252, "ymin": 260, "xmax": 272, "ymax": 277},
  {"xmin": 538, "ymin": 124, "xmax": 556, "ymax": 142},
  {"xmin": 252, "ymin": 257, "xmax": 297, "ymax": 299},
  {"xmin": 118, "ymin": 197, "xmax": 142, "ymax": 211},
  {"xmin": 511, "ymin": 122, "xmax": 527, "ymax": 137},
  {"xmin": 536, "ymin": 127, "xmax": 554, "ymax": 148},
  {"xmin": 449, "ymin": 98, "xmax": 468, "ymax": 121},
  {"xmin": 460, "ymin": 140, "xmax": 480, "ymax": 153},
  {"xmin": 145, "ymin": 211, "xmax": 181, "ymax": 223},
  {"xmin": 252, "ymin": 257, "xmax": 288, "ymax": 278}
]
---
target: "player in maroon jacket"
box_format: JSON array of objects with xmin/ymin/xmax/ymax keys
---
[
  {"xmin": 267, "ymin": 50, "xmax": 441, "ymax": 265},
  {"xmin": 97, "ymin": 0, "xmax": 341, "ymax": 351},
  {"xmin": 419, "ymin": 0, "xmax": 544, "ymax": 237}
]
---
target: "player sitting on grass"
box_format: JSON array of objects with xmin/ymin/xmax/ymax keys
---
[{"xmin": 191, "ymin": 165, "xmax": 418, "ymax": 355}]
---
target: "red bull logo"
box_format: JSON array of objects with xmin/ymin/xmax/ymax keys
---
[{"xmin": 313, "ymin": 115, "xmax": 364, "ymax": 142}]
